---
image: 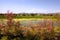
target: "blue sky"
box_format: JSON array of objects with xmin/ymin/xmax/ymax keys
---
[{"xmin": 0, "ymin": 0, "xmax": 60, "ymax": 13}]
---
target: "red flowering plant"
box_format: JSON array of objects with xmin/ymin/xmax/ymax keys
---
[{"xmin": 5, "ymin": 11, "xmax": 15, "ymax": 35}]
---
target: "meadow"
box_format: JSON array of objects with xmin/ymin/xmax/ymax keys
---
[{"xmin": 0, "ymin": 14, "xmax": 60, "ymax": 40}]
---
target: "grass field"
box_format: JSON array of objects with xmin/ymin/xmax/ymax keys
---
[
  {"xmin": 0, "ymin": 16, "xmax": 60, "ymax": 40},
  {"xmin": 0, "ymin": 14, "xmax": 56, "ymax": 19}
]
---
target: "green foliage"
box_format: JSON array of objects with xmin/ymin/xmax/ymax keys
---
[{"xmin": 0, "ymin": 14, "xmax": 56, "ymax": 19}]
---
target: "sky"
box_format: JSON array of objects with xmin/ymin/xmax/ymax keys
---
[{"xmin": 0, "ymin": 0, "xmax": 60, "ymax": 13}]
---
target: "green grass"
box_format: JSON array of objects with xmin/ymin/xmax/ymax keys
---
[{"xmin": 0, "ymin": 15, "xmax": 56, "ymax": 19}]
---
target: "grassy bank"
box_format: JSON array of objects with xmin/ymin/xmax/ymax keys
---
[{"xmin": 0, "ymin": 15, "xmax": 56, "ymax": 19}]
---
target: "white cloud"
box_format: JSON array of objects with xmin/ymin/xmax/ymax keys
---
[{"xmin": 0, "ymin": 7, "xmax": 60, "ymax": 14}]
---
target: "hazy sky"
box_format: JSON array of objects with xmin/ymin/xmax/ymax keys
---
[{"xmin": 0, "ymin": 0, "xmax": 60, "ymax": 13}]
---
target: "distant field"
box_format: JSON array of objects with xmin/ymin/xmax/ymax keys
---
[{"xmin": 0, "ymin": 14, "xmax": 56, "ymax": 19}]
